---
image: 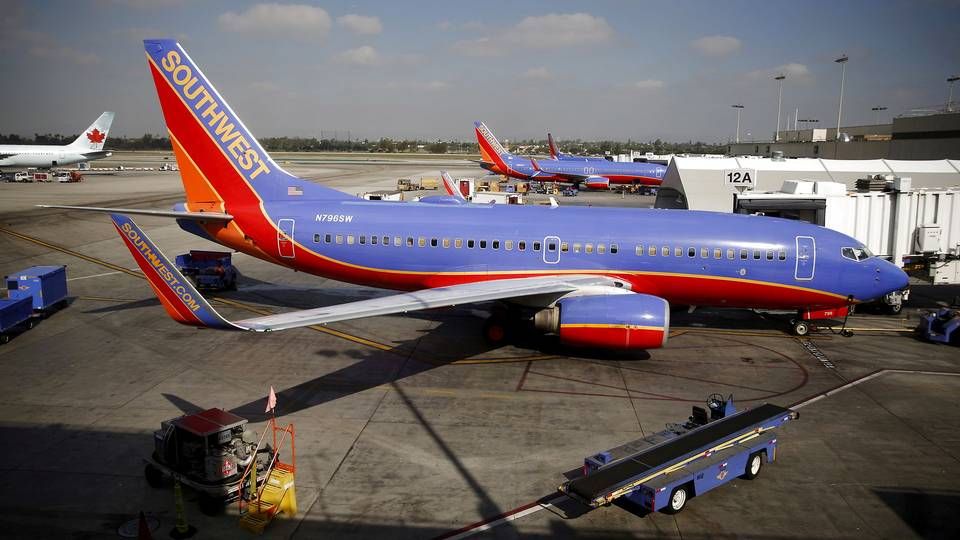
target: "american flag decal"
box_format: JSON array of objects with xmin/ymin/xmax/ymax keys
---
[{"xmin": 288, "ymin": 186, "xmax": 303, "ymax": 196}]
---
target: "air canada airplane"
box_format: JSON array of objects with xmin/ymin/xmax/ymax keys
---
[
  {"xmin": 475, "ymin": 121, "xmax": 667, "ymax": 190},
  {"xmin": 44, "ymin": 39, "xmax": 909, "ymax": 349},
  {"xmin": 0, "ymin": 112, "xmax": 114, "ymax": 169}
]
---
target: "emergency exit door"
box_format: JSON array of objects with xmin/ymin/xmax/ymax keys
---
[{"xmin": 278, "ymin": 219, "xmax": 295, "ymax": 258}]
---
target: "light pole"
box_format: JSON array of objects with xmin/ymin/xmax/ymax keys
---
[
  {"xmin": 835, "ymin": 55, "xmax": 849, "ymax": 141},
  {"xmin": 871, "ymin": 106, "xmax": 887, "ymax": 125},
  {"xmin": 774, "ymin": 74, "xmax": 785, "ymax": 142},
  {"xmin": 732, "ymin": 104, "xmax": 744, "ymax": 143},
  {"xmin": 948, "ymin": 76, "xmax": 960, "ymax": 112}
]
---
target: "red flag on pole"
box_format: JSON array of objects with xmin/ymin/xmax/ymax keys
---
[{"xmin": 265, "ymin": 386, "xmax": 277, "ymax": 414}]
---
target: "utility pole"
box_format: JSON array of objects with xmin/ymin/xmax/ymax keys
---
[
  {"xmin": 774, "ymin": 74, "xmax": 785, "ymax": 142},
  {"xmin": 948, "ymin": 76, "xmax": 960, "ymax": 112},
  {"xmin": 732, "ymin": 104, "xmax": 744, "ymax": 143},
  {"xmin": 835, "ymin": 55, "xmax": 849, "ymax": 141}
]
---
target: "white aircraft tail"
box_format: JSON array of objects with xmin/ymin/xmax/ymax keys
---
[{"xmin": 70, "ymin": 112, "xmax": 114, "ymax": 151}]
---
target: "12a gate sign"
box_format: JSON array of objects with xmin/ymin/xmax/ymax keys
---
[{"xmin": 723, "ymin": 169, "xmax": 756, "ymax": 190}]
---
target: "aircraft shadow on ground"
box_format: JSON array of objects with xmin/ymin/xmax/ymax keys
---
[{"xmin": 872, "ymin": 487, "xmax": 960, "ymax": 539}]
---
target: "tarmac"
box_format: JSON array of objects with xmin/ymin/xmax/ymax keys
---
[{"xmin": 0, "ymin": 152, "xmax": 958, "ymax": 539}]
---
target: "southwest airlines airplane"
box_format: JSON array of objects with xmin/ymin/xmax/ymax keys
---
[
  {"xmin": 547, "ymin": 132, "xmax": 606, "ymax": 162},
  {"xmin": 475, "ymin": 121, "xmax": 667, "ymax": 190},
  {"xmin": 0, "ymin": 112, "xmax": 114, "ymax": 169},
  {"xmin": 45, "ymin": 40, "xmax": 909, "ymax": 349}
]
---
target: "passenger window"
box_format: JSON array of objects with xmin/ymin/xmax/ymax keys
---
[
  {"xmin": 455, "ymin": 238, "xmax": 463, "ymax": 248},
  {"xmin": 636, "ymin": 244, "xmax": 644, "ymax": 256},
  {"xmin": 347, "ymin": 235, "xmax": 355, "ymax": 245},
  {"xmin": 713, "ymin": 248, "xmax": 722, "ymax": 259},
  {"xmin": 313, "ymin": 233, "xmax": 320, "ymax": 243},
  {"xmin": 468, "ymin": 239, "xmax": 475, "ymax": 248},
  {"xmin": 546, "ymin": 242, "xmax": 555, "ymax": 252},
  {"xmin": 371, "ymin": 236, "xmax": 378, "ymax": 245},
  {"xmin": 598, "ymin": 244, "xmax": 606, "ymax": 255},
  {"xmin": 492, "ymin": 240, "xmax": 500, "ymax": 249},
  {"xmin": 779, "ymin": 250, "xmax": 786, "ymax": 261},
  {"xmin": 325, "ymin": 234, "xmax": 332, "ymax": 243},
  {"xmin": 766, "ymin": 250, "xmax": 774, "ymax": 260},
  {"xmin": 406, "ymin": 237, "xmax": 414, "ymax": 247},
  {"xmin": 688, "ymin": 247, "xmax": 696, "ymax": 258},
  {"xmin": 753, "ymin": 250, "xmax": 761, "ymax": 260},
  {"xmin": 442, "ymin": 238, "xmax": 450, "ymax": 248},
  {"xmin": 740, "ymin": 249, "xmax": 748, "ymax": 260},
  {"xmin": 610, "ymin": 244, "xmax": 618, "ymax": 254},
  {"xmin": 336, "ymin": 234, "xmax": 343, "ymax": 244},
  {"xmin": 661, "ymin": 246, "xmax": 669, "ymax": 257},
  {"xmin": 383, "ymin": 236, "xmax": 390, "ymax": 246},
  {"xmin": 430, "ymin": 238, "xmax": 438, "ymax": 247},
  {"xmin": 359, "ymin": 235, "xmax": 366, "ymax": 245},
  {"xmin": 505, "ymin": 240, "xmax": 513, "ymax": 251},
  {"xmin": 674, "ymin": 247, "xmax": 683, "ymax": 257},
  {"xmin": 649, "ymin": 246, "xmax": 657, "ymax": 256},
  {"xmin": 701, "ymin": 247, "xmax": 708, "ymax": 258},
  {"xmin": 727, "ymin": 248, "xmax": 735, "ymax": 260},
  {"xmin": 518, "ymin": 241, "xmax": 526, "ymax": 251},
  {"xmin": 480, "ymin": 240, "xmax": 487, "ymax": 248},
  {"xmin": 418, "ymin": 237, "xmax": 426, "ymax": 247},
  {"xmin": 561, "ymin": 242, "xmax": 569, "ymax": 253},
  {"xmin": 534, "ymin": 242, "xmax": 542, "ymax": 251},
  {"xmin": 573, "ymin": 243, "xmax": 582, "ymax": 253},
  {"xmin": 587, "ymin": 244, "xmax": 595, "ymax": 254}
]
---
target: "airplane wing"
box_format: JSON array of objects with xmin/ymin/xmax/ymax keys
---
[
  {"xmin": 39, "ymin": 204, "xmax": 233, "ymax": 222},
  {"xmin": 110, "ymin": 213, "xmax": 625, "ymax": 332}
]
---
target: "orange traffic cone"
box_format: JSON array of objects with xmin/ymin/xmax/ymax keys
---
[{"xmin": 137, "ymin": 511, "xmax": 153, "ymax": 540}]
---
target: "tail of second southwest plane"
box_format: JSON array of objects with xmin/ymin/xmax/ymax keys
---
[
  {"xmin": 142, "ymin": 39, "xmax": 351, "ymax": 214},
  {"xmin": 474, "ymin": 121, "xmax": 513, "ymax": 172},
  {"xmin": 69, "ymin": 112, "xmax": 114, "ymax": 151},
  {"xmin": 547, "ymin": 133, "xmax": 561, "ymax": 159}
]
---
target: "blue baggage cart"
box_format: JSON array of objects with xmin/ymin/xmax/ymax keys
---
[
  {"xmin": 175, "ymin": 251, "xmax": 237, "ymax": 291},
  {"xmin": 6, "ymin": 265, "xmax": 68, "ymax": 311},
  {"xmin": 0, "ymin": 297, "xmax": 34, "ymax": 344}
]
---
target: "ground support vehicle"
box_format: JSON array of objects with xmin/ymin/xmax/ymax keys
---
[
  {"xmin": 917, "ymin": 307, "xmax": 960, "ymax": 345},
  {"xmin": 144, "ymin": 408, "xmax": 273, "ymax": 515},
  {"xmin": 175, "ymin": 251, "xmax": 237, "ymax": 291},
  {"xmin": 559, "ymin": 396, "xmax": 797, "ymax": 514},
  {"xmin": 1, "ymin": 265, "xmax": 68, "ymax": 344}
]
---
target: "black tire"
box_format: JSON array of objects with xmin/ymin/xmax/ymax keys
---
[
  {"xmin": 886, "ymin": 302, "xmax": 903, "ymax": 315},
  {"xmin": 198, "ymin": 492, "xmax": 224, "ymax": 516},
  {"xmin": 793, "ymin": 321, "xmax": 809, "ymax": 336},
  {"xmin": 0, "ymin": 334, "xmax": 9, "ymax": 345},
  {"xmin": 662, "ymin": 485, "xmax": 690, "ymax": 514},
  {"xmin": 144, "ymin": 463, "xmax": 164, "ymax": 488},
  {"xmin": 25, "ymin": 319, "xmax": 34, "ymax": 330},
  {"xmin": 742, "ymin": 452, "xmax": 763, "ymax": 480},
  {"xmin": 482, "ymin": 317, "xmax": 509, "ymax": 345}
]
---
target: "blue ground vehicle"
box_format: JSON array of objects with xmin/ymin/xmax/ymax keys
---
[
  {"xmin": 175, "ymin": 251, "xmax": 238, "ymax": 291},
  {"xmin": 1, "ymin": 265, "xmax": 68, "ymax": 344},
  {"xmin": 917, "ymin": 307, "xmax": 960, "ymax": 345},
  {"xmin": 559, "ymin": 395, "xmax": 797, "ymax": 514}
]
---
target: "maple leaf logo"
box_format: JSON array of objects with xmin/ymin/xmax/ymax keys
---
[{"xmin": 86, "ymin": 129, "xmax": 105, "ymax": 144}]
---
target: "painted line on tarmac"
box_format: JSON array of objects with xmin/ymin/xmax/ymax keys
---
[
  {"xmin": 434, "ymin": 495, "xmax": 566, "ymax": 540},
  {"xmin": 791, "ymin": 368, "xmax": 960, "ymax": 410},
  {"xmin": 67, "ymin": 270, "xmax": 123, "ymax": 281}
]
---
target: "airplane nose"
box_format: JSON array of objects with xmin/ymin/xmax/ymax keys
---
[{"xmin": 876, "ymin": 259, "xmax": 909, "ymax": 294}]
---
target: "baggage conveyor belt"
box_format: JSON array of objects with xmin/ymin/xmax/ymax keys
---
[{"xmin": 564, "ymin": 403, "xmax": 796, "ymax": 505}]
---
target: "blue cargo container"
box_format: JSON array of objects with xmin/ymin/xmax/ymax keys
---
[
  {"xmin": 0, "ymin": 297, "xmax": 34, "ymax": 344},
  {"xmin": 175, "ymin": 251, "xmax": 237, "ymax": 291},
  {"xmin": 6, "ymin": 265, "xmax": 68, "ymax": 311}
]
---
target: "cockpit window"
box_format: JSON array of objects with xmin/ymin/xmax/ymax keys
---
[{"xmin": 841, "ymin": 246, "xmax": 871, "ymax": 261}]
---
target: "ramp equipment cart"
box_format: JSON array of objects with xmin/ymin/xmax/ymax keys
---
[
  {"xmin": 559, "ymin": 395, "xmax": 797, "ymax": 514},
  {"xmin": 175, "ymin": 251, "xmax": 237, "ymax": 291},
  {"xmin": 1, "ymin": 265, "xmax": 68, "ymax": 344},
  {"xmin": 917, "ymin": 307, "xmax": 960, "ymax": 345}
]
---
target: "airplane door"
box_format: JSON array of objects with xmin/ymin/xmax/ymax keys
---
[
  {"xmin": 795, "ymin": 236, "xmax": 815, "ymax": 280},
  {"xmin": 278, "ymin": 218, "xmax": 296, "ymax": 258},
  {"xmin": 543, "ymin": 235, "xmax": 560, "ymax": 264}
]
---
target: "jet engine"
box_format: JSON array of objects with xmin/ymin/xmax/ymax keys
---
[
  {"xmin": 584, "ymin": 176, "xmax": 611, "ymax": 190},
  {"xmin": 534, "ymin": 293, "xmax": 670, "ymax": 349}
]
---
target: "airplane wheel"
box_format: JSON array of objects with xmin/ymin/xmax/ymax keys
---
[
  {"xmin": 792, "ymin": 321, "xmax": 809, "ymax": 336},
  {"xmin": 482, "ymin": 317, "xmax": 509, "ymax": 345},
  {"xmin": 886, "ymin": 302, "xmax": 903, "ymax": 315}
]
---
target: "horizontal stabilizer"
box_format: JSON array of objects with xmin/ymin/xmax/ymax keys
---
[{"xmin": 39, "ymin": 205, "xmax": 233, "ymax": 221}]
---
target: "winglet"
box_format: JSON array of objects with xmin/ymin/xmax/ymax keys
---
[
  {"xmin": 530, "ymin": 158, "xmax": 541, "ymax": 172},
  {"xmin": 110, "ymin": 214, "xmax": 241, "ymax": 330},
  {"xmin": 440, "ymin": 171, "xmax": 467, "ymax": 202}
]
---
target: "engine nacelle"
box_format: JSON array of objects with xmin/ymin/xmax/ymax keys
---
[
  {"xmin": 536, "ymin": 293, "xmax": 670, "ymax": 349},
  {"xmin": 583, "ymin": 176, "xmax": 611, "ymax": 190}
]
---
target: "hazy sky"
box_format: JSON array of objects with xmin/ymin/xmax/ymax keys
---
[{"xmin": 1, "ymin": 0, "xmax": 958, "ymax": 143}]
